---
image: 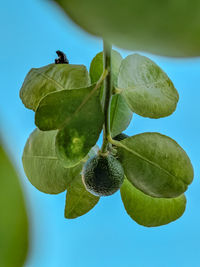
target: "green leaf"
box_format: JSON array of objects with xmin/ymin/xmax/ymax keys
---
[
  {"xmin": 35, "ymin": 84, "xmax": 102, "ymax": 130},
  {"xmin": 116, "ymin": 132, "xmax": 193, "ymax": 198},
  {"xmin": 22, "ymin": 128, "xmax": 83, "ymax": 194},
  {"xmin": 35, "ymin": 84, "xmax": 104, "ymax": 168},
  {"xmin": 118, "ymin": 54, "xmax": 179, "ymax": 118},
  {"xmin": 120, "ymin": 179, "xmax": 186, "ymax": 227},
  {"xmin": 89, "ymin": 50, "xmax": 122, "ymax": 87},
  {"xmin": 89, "ymin": 50, "xmax": 132, "ymax": 136},
  {"xmin": 55, "ymin": 97, "xmax": 103, "ymax": 167},
  {"xmin": 20, "ymin": 64, "xmax": 90, "ymax": 111},
  {"xmin": 0, "ymin": 142, "xmax": 28, "ymax": 267},
  {"xmin": 110, "ymin": 94, "xmax": 132, "ymax": 137},
  {"xmin": 22, "ymin": 129, "xmax": 99, "ymax": 194},
  {"xmin": 65, "ymin": 175, "xmax": 99, "ymax": 219},
  {"xmin": 52, "ymin": 0, "xmax": 200, "ymax": 57},
  {"xmin": 64, "ymin": 144, "xmax": 100, "ymax": 219}
]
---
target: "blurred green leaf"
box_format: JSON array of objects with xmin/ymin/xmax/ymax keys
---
[
  {"xmin": 22, "ymin": 128, "xmax": 82, "ymax": 194},
  {"xmin": 121, "ymin": 178, "xmax": 186, "ymax": 227},
  {"xmin": 118, "ymin": 54, "xmax": 179, "ymax": 118},
  {"xmin": 89, "ymin": 50, "xmax": 132, "ymax": 136},
  {"xmin": 116, "ymin": 132, "xmax": 193, "ymax": 198},
  {"xmin": 65, "ymin": 173, "xmax": 99, "ymax": 219},
  {"xmin": 52, "ymin": 0, "xmax": 200, "ymax": 57},
  {"xmin": 0, "ymin": 143, "xmax": 29, "ymax": 267},
  {"xmin": 20, "ymin": 64, "xmax": 90, "ymax": 111}
]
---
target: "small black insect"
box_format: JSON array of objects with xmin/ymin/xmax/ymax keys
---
[{"xmin": 55, "ymin": 50, "xmax": 69, "ymax": 64}]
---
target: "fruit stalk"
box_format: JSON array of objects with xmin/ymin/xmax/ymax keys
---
[{"xmin": 101, "ymin": 40, "xmax": 112, "ymax": 154}]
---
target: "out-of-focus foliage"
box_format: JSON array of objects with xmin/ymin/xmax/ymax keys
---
[
  {"xmin": 52, "ymin": 0, "xmax": 200, "ymax": 57},
  {"xmin": 0, "ymin": 141, "xmax": 29, "ymax": 267}
]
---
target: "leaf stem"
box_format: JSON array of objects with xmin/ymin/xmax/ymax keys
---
[
  {"xmin": 100, "ymin": 40, "xmax": 112, "ymax": 154},
  {"xmin": 107, "ymin": 135, "xmax": 127, "ymax": 151}
]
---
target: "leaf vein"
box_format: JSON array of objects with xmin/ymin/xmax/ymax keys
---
[
  {"xmin": 33, "ymin": 69, "xmax": 64, "ymax": 91},
  {"xmin": 23, "ymin": 155, "xmax": 57, "ymax": 160},
  {"xmin": 118, "ymin": 142, "xmax": 183, "ymax": 182}
]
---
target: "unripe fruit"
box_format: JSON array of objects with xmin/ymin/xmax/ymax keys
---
[{"xmin": 82, "ymin": 153, "xmax": 124, "ymax": 197}]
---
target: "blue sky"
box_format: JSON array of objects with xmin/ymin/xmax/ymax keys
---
[{"xmin": 1, "ymin": 1, "xmax": 200, "ymax": 266}]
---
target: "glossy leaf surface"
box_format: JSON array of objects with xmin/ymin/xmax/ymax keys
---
[
  {"xmin": 121, "ymin": 179, "xmax": 186, "ymax": 227},
  {"xmin": 116, "ymin": 132, "xmax": 194, "ymax": 198},
  {"xmin": 89, "ymin": 50, "xmax": 132, "ymax": 136},
  {"xmin": 118, "ymin": 54, "xmax": 179, "ymax": 118},
  {"xmin": 0, "ymin": 143, "xmax": 28, "ymax": 267},
  {"xmin": 22, "ymin": 128, "xmax": 82, "ymax": 194},
  {"xmin": 52, "ymin": 0, "xmax": 200, "ymax": 57},
  {"xmin": 20, "ymin": 64, "xmax": 90, "ymax": 111}
]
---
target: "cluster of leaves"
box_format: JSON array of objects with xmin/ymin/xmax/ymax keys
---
[{"xmin": 20, "ymin": 50, "xmax": 193, "ymax": 227}]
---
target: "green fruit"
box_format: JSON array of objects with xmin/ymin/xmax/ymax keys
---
[{"xmin": 82, "ymin": 154, "xmax": 124, "ymax": 196}]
